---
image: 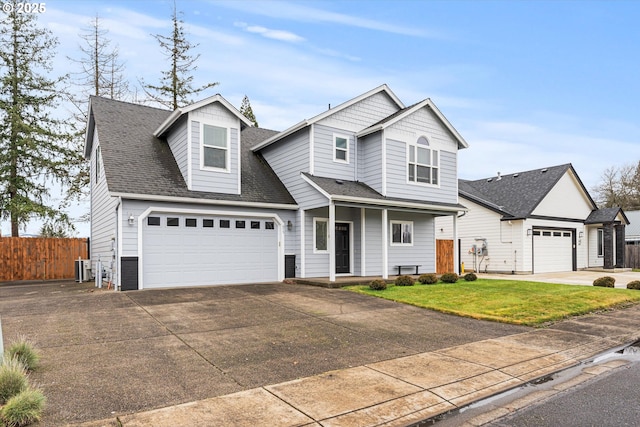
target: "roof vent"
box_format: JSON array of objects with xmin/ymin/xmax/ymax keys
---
[
  {"xmin": 335, "ymin": 179, "xmax": 344, "ymax": 185},
  {"xmin": 487, "ymin": 178, "xmax": 493, "ymax": 182},
  {"xmin": 541, "ymin": 168, "xmax": 548, "ymax": 173},
  {"xmin": 496, "ymin": 172, "xmax": 502, "ymax": 181},
  {"xmin": 513, "ymin": 173, "xmax": 519, "ymax": 177}
]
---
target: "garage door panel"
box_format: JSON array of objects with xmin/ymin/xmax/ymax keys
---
[
  {"xmin": 533, "ymin": 230, "xmax": 573, "ymax": 273},
  {"xmin": 142, "ymin": 214, "xmax": 279, "ymax": 289}
]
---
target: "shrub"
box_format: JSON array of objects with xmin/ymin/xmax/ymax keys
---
[
  {"xmin": 418, "ymin": 274, "xmax": 438, "ymax": 285},
  {"xmin": 6, "ymin": 337, "xmax": 40, "ymax": 372},
  {"xmin": 464, "ymin": 272, "xmax": 478, "ymax": 282},
  {"xmin": 627, "ymin": 280, "xmax": 640, "ymax": 290},
  {"xmin": 0, "ymin": 388, "xmax": 46, "ymax": 427},
  {"xmin": 369, "ymin": 279, "xmax": 387, "ymax": 291},
  {"xmin": 395, "ymin": 275, "xmax": 415, "ymax": 286},
  {"xmin": 593, "ymin": 276, "xmax": 615, "ymax": 288},
  {"xmin": 0, "ymin": 357, "xmax": 28, "ymax": 405},
  {"xmin": 440, "ymin": 272, "xmax": 459, "ymax": 283}
]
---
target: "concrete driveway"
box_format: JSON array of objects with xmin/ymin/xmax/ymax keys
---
[
  {"xmin": 479, "ymin": 270, "xmax": 640, "ymax": 288},
  {"xmin": 0, "ymin": 281, "xmax": 530, "ymax": 426}
]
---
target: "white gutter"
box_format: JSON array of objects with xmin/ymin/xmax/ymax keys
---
[{"xmin": 109, "ymin": 192, "xmax": 299, "ymax": 211}]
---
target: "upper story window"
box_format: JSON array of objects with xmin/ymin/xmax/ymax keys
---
[
  {"xmin": 202, "ymin": 124, "xmax": 228, "ymax": 170},
  {"xmin": 408, "ymin": 136, "xmax": 438, "ymax": 185},
  {"xmin": 334, "ymin": 135, "xmax": 349, "ymax": 163}
]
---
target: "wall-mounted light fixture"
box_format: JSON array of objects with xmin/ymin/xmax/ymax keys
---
[
  {"xmin": 579, "ymin": 231, "xmax": 584, "ymax": 238},
  {"xmin": 128, "ymin": 214, "xmax": 135, "ymax": 226},
  {"xmin": 527, "ymin": 229, "xmax": 532, "ymax": 236},
  {"xmin": 287, "ymin": 220, "xmax": 293, "ymax": 231}
]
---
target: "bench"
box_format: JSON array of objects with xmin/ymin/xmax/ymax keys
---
[{"xmin": 395, "ymin": 265, "xmax": 422, "ymax": 275}]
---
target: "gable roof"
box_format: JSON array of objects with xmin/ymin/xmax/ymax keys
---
[
  {"xmin": 459, "ymin": 164, "xmax": 596, "ymax": 219},
  {"xmin": 585, "ymin": 207, "xmax": 630, "ymax": 225},
  {"xmin": 153, "ymin": 94, "xmax": 253, "ymax": 137},
  {"xmin": 301, "ymin": 173, "xmax": 466, "ymax": 213},
  {"xmin": 356, "ymin": 98, "xmax": 469, "ymax": 149},
  {"xmin": 86, "ymin": 96, "xmax": 296, "ymax": 207},
  {"xmin": 251, "ymin": 84, "xmax": 404, "ymax": 152}
]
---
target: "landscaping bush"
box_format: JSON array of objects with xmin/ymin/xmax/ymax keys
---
[
  {"xmin": 395, "ymin": 275, "xmax": 415, "ymax": 286},
  {"xmin": 440, "ymin": 272, "xmax": 459, "ymax": 283},
  {"xmin": 369, "ymin": 279, "xmax": 387, "ymax": 291},
  {"xmin": 6, "ymin": 338, "xmax": 40, "ymax": 372},
  {"xmin": 464, "ymin": 273, "xmax": 478, "ymax": 282},
  {"xmin": 0, "ymin": 388, "xmax": 46, "ymax": 427},
  {"xmin": 418, "ymin": 273, "xmax": 438, "ymax": 285},
  {"xmin": 593, "ymin": 276, "xmax": 615, "ymax": 288},
  {"xmin": 627, "ymin": 280, "xmax": 640, "ymax": 290},
  {"xmin": 0, "ymin": 357, "xmax": 27, "ymax": 405}
]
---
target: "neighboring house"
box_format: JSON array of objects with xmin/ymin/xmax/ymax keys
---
[
  {"xmin": 626, "ymin": 210, "xmax": 640, "ymax": 245},
  {"xmin": 85, "ymin": 84, "xmax": 468, "ymax": 290},
  {"xmin": 436, "ymin": 164, "xmax": 629, "ymax": 274}
]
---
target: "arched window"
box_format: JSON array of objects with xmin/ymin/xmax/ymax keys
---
[{"xmin": 408, "ymin": 136, "xmax": 438, "ymax": 185}]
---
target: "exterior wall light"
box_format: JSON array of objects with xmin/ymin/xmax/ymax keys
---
[
  {"xmin": 527, "ymin": 229, "xmax": 532, "ymax": 236},
  {"xmin": 128, "ymin": 214, "xmax": 135, "ymax": 226},
  {"xmin": 287, "ymin": 220, "xmax": 293, "ymax": 231}
]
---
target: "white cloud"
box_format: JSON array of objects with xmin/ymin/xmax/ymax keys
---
[{"xmin": 234, "ymin": 21, "xmax": 305, "ymax": 42}]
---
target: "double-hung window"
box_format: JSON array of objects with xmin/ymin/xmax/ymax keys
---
[
  {"xmin": 334, "ymin": 135, "xmax": 349, "ymax": 163},
  {"xmin": 202, "ymin": 124, "xmax": 228, "ymax": 170},
  {"xmin": 408, "ymin": 136, "xmax": 438, "ymax": 185},
  {"xmin": 391, "ymin": 221, "xmax": 413, "ymax": 246}
]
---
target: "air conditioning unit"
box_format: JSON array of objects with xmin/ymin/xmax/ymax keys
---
[{"xmin": 74, "ymin": 259, "xmax": 91, "ymax": 282}]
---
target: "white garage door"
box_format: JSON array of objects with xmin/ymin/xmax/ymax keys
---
[
  {"xmin": 142, "ymin": 214, "xmax": 279, "ymax": 289},
  {"xmin": 533, "ymin": 229, "xmax": 573, "ymax": 273}
]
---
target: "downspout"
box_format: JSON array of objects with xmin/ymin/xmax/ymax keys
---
[{"xmin": 115, "ymin": 197, "xmax": 122, "ymax": 291}]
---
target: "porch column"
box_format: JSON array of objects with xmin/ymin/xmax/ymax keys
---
[
  {"xmin": 299, "ymin": 209, "xmax": 306, "ymax": 278},
  {"xmin": 603, "ymin": 223, "xmax": 614, "ymax": 269},
  {"xmin": 361, "ymin": 208, "xmax": 366, "ymax": 276},
  {"xmin": 453, "ymin": 214, "xmax": 459, "ymax": 274},
  {"xmin": 382, "ymin": 208, "xmax": 388, "ymax": 279},
  {"xmin": 615, "ymin": 224, "xmax": 625, "ymax": 268},
  {"xmin": 329, "ymin": 201, "xmax": 336, "ymax": 282}
]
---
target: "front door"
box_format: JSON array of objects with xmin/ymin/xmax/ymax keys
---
[{"xmin": 335, "ymin": 223, "xmax": 350, "ymax": 274}]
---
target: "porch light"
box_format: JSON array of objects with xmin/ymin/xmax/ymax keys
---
[
  {"xmin": 527, "ymin": 229, "xmax": 532, "ymax": 236},
  {"xmin": 128, "ymin": 214, "xmax": 135, "ymax": 226},
  {"xmin": 287, "ymin": 220, "xmax": 293, "ymax": 231},
  {"xmin": 579, "ymin": 231, "xmax": 584, "ymax": 238}
]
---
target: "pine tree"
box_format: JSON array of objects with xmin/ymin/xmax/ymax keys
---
[
  {"xmin": 240, "ymin": 95, "xmax": 259, "ymax": 127},
  {"xmin": 142, "ymin": 1, "xmax": 218, "ymax": 109},
  {"xmin": 0, "ymin": 0, "xmax": 77, "ymax": 236}
]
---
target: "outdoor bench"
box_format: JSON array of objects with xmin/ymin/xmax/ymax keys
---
[{"xmin": 394, "ymin": 265, "xmax": 422, "ymax": 275}]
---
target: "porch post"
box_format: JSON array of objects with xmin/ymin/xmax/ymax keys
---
[
  {"xmin": 299, "ymin": 209, "xmax": 306, "ymax": 278},
  {"xmin": 382, "ymin": 208, "xmax": 388, "ymax": 279},
  {"xmin": 453, "ymin": 214, "xmax": 459, "ymax": 274},
  {"xmin": 361, "ymin": 208, "xmax": 366, "ymax": 276},
  {"xmin": 329, "ymin": 201, "xmax": 336, "ymax": 282}
]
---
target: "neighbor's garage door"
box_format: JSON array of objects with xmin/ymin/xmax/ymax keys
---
[
  {"xmin": 533, "ymin": 229, "xmax": 573, "ymax": 273},
  {"xmin": 142, "ymin": 214, "xmax": 279, "ymax": 288}
]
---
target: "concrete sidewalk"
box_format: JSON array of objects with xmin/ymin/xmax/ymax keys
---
[{"xmin": 76, "ymin": 304, "xmax": 640, "ymax": 427}]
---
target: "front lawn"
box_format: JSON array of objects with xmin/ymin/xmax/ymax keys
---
[{"xmin": 346, "ymin": 279, "xmax": 640, "ymax": 326}]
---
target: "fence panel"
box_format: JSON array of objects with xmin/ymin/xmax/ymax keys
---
[
  {"xmin": 436, "ymin": 239, "xmax": 454, "ymax": 274},
  {"xmin": 0, "ymin": 237, "xmax": 89, "ymax": 282},
  {"xmin": 626, "ymin": 245, "xmax": 640, "ymax": 269}
]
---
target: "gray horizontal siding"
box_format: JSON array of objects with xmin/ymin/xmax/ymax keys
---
[
  {"xmin": 358, "ymin": 133, "xmax": 383, "ymax": 194},
  {"xmin": 387, "ymin": 212, "xmax": 435, "ymax": 275},
  {"xmin": 166, "ymin": 116, "xmax": 188, "ymax": 184},
  {"xmin": 318, "ymin": 91, "xmax": 400, "ymax": 132},
  {"xmin": 364, "ymin": 209, "xmax": 383, "ymax": 275},
  {"xmin": 190, "ymin": 120, "xmax": 240, "ymax": 194},
  {"xmin": 312, "ymin": 124, "xmax": 356, "ymax": 181}
]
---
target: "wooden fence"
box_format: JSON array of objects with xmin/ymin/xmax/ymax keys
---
[
  {"xmin": 627, "ymin": 245, "xmax": 640, "ymax": 269},
  {"xmin": 436, "ymin": 239, "xmax": 454, "ymax": 274},
  {"xmin": 0, "ymin": 237, "xmax": 89, "ymax": 282}
]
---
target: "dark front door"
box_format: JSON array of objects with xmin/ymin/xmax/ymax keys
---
[{"xmin": 335, "ymin": 223, "xmax": 350, "ymax": 274}]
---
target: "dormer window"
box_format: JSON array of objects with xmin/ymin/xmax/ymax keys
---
[
  {"xmin": 202, "ymin": 124, "xmax": 228, "ymax": 170},
  {"xmin": 334, "ymin": 134, "xmax": 349, "ymax": 163},
  {"xmin": 408, "ymin": 136, "xmax": 438, "ymax": 185}
]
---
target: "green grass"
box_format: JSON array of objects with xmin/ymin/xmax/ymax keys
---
[{"xmin": 346, "ymin": 279, "xmax": 640, "ymax": 326}]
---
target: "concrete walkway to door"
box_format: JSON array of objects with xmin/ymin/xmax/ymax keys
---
[{"xmin": 478, "ymin": 270, "xmax": 640, "ymax": 288}]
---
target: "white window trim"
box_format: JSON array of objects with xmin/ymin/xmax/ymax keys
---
[
  {"xmin": 313, "ymin": 217, "xmax": 329, "ymax": 254},
  {"xmin": 406, "ymin": 140, "xmax": 440, "ymax": 188},
  {"xmin": 390, "ymin": 220, "xmax": 414, "ymax": 246},
  {"xmin": 200, "ymin": 121, "xmax": 231, "ymax": 173},
  {"xmin": 333, "ymin": 134, "xmax": 350, "ymax": 164}
]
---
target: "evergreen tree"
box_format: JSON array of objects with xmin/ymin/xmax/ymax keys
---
[
  {"xmin": 0, "ymin": 1, "xmax": 77, "ymax": 236},
  {"xmin": 142, "ymin": 1, "xmax": 217, "ymax": 109},
  {"xmin": 240, "ymin": 95, "xmax": 259, "ymax": 127}
]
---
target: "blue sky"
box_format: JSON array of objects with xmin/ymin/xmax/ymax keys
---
[{"xmin": 3, "ymin": 0, "xmax": 640, "ymax": 236}]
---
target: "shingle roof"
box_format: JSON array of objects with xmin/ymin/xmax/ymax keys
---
[
  {"xmin": 89, "ymin": 96, "xmax": 296, "ymax": 205},
  {"xmin": 303, "ymin": 173, "xmax": 466, "ymax": 211},
  {"xmin": 586, "ymin": 207, "xmax": 630, "ymax": 225},
  {"xmin": 459, "ymin": 164, "xmax": 582, "ymax": 219}
]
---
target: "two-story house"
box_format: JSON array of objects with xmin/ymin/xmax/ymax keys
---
[{"xmin": 85, "ymin": 85, "xmax": 468, "ymax": 290}]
